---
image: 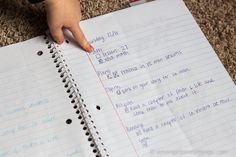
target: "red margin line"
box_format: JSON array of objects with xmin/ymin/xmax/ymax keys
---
[{"xmin": 86, "ymin": 53, "xmax": 139, "ymax": 157}]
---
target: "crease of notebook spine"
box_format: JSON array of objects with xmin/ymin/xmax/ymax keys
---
[
  {"xmin": 43, "ymin": 34, "xmax": 109, "ymax": 157},
  {"xmin": 129, "ymin": 0, "xmax": 153, "ymax": 6}
]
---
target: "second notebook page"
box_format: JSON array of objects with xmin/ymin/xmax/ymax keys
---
[{"xmin": 57, "ymin": 0, "xmax": 236, "ymax": 156}]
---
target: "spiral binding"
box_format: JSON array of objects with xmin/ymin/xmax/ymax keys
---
[{"xmin": 43, "ymin": 35, "xmax": 109, "ymax": 157}]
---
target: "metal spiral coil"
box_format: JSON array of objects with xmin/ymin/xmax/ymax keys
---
[{"xmin": 44, "ymin": 35, "xmax": 109, "ymax": 157}]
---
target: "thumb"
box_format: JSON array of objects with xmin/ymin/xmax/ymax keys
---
[
  {"xmin": 49, "ymin": 25, "xmax": 64, "ymax": 44},
  {"xmin": 69, "ymin": 23, "xmax": 94, "ymax": 53}
]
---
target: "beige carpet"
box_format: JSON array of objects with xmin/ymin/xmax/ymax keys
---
[{"xmin": 0, "ymin": 0, "xmax": 235, "ymax": 83}]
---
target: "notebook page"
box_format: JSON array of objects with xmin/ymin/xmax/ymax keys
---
[
  {"xmin": 58, "ymin": 0, "xmax": 236, "ymax": 156},
  {"xmin": 0, "ymin": 37, "xmax": 94, "ymax": 157}
]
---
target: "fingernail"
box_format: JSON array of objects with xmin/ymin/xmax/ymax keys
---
[
  {"xmin": 90, "ymin": 45, "xmax": 95, "ymax": 52},
  {"xmin": 58, "ymin": 41, "xmax": 63, "ymax": 45},
  {"xmin": 56, "ymin": 40, "xmax": 63, "ymax": 45},
  {"xmin": 87, "ymin": 45, "xmax": 94, "ymax": 53}
]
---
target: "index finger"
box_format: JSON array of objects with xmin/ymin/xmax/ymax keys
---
[{"xmin": 69, "ymin": 23, "xmax": 94, "ymax": 53}]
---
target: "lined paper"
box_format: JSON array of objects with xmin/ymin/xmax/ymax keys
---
[
  {"xmin": 59, "ymin": 0, "xmax": 236, "ymax": 157},
  {"xmin": 0, "ymin": 37, "xmax": 94, "ymax": 157}
]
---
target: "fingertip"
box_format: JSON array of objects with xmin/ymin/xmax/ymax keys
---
[
  {"xmin": 57, "ymin": 38, "xmax": 64, "ymax": 45},
  {"xmin": 54, "ymin": 34, "xmax": 64, "ymax": 45},
  {"xmin": 84, "ymin": 44, "xmax": 94, "ymax": 53},
  {"xmin": 49, "ymin": 26, "xmax": 64, "ymax": 45},
  {"xmin": 88, "ymin": 45, "xmax": 94, "ymax": 53}
]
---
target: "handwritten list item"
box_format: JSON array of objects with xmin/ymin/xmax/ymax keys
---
[{"xmin": 59, "ymin": 0, "xmax": 236, "ymax": 157}]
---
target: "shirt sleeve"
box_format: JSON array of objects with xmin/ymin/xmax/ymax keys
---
[{"xmin": 28, "ymin": 0, "xmax": 44, "ymax": 3}]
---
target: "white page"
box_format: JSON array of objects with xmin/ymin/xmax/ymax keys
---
[
  {"xmin": 0, "ymin": 37, "xmax": 95, "ymax": 157},
  {"xmin": 58, "ymin": 0, "xmax": 236, "ymax": 156}
]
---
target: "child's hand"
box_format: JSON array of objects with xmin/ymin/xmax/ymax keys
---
[{"xmin": 45, "ymin": 0, "xmax": 94, "ymax": 52}]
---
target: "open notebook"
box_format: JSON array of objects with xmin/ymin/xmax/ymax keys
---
[{"xmin": 0, "ymin": 0, "xmax": 236, "ymax": 157}]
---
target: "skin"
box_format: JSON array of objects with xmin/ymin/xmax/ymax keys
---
[{"xmin": 45, "ymin": 0, "xmax": 94, "ymax": 53}]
